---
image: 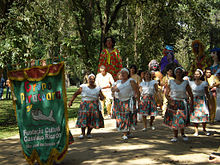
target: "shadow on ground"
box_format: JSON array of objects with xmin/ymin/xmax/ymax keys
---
[{"xmin": 0, "ymin": 117, "xmax": 219, "ymax": 165}]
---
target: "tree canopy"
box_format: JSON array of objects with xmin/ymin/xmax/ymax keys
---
[{"xmin": 0, "ymin": 0, "xmax": 219, "ymax": 80}]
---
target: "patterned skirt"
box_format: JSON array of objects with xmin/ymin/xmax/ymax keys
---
[
  {"xmin": 190, "ymin": 96, "xmax": 209, "ymax": 123},
  {"xmin": 76, "ymin": 100, "xmax": 104, "ymax": 129},
  {"xmin": 139, "ymin": 95, "xmax": 158, "ymax": 116},
  {"xmin": 111, "ymin": 98, "xmax": 120, "ymax": 119},
  {"xmin": 164, "ymin": 98, "xmax": 189, "ymax": 129},
  {"xmin": 116, "ymin": 99, "xmax": 131, "ymax": 132}
]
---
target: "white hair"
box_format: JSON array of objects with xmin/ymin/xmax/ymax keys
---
[{"xmin": 120, "ymin": 68, "xmax": 129, "ymax": 74}]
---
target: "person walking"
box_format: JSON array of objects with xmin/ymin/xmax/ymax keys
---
[
  {"xmin": 111, "ymin": 68, "xmax": 140, "ymax": 140},
  {"xmin": 129, "ymin": 64, "xmax": 141, "ymax": 130},
  {"xmin": 164, "ymin": 67, "xmax": 194, "ymax": 142},
  {"xmin": 189, "ymin": 69, "xmax": 210, "ymax": 136},
  {"xmin": 68, "ymin": 74, "xmax": 105, "ymax": 139},
  {"xmin": 204, "ymin": 67, "xmax": 217, "ymax": 124},
  {"xmin": 95, "ymin": 65, "xmax": 114, "ymax": 118},
  {"xmin": 139, "ymin": 70, "xmax": 159, "ymax": 131}
]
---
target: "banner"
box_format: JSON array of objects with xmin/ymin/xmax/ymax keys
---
[{"xmin": 8, "ymin": 62, "xmax": 69, "ymax": 164}]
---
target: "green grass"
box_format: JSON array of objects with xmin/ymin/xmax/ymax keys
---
[{"xmin": 0, "ymin": 86, "xmax": 81, "ymax": 139}]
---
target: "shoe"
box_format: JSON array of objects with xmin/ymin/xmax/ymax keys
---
[
  {"xmin": 182, "ymin": 135, "xmax": 188, "ymax": 141},
  {"xmin": 142, "ymin": 128, "xmax": 147, "ymax": 132},
  {"xmin": 170, "ymin": 137, "xmax": 178, "ymax": 142},
  {"xmin": 151, "ymin": 126, "xmax": 155, "ymax": 130},
  {"xmin": 193, "ymin": 132, "xmax": 199, "ymax": 136},
  {"xmin": 122, "ymin": 135, "xmax": 128, "ymax": 140},
  {"xmin": 87, "ymin": 134, "xmax": 92, "ymax": 138},
  {"xmin": 131, "ymin": 126, "xmax": 136, "ymax": 130},
  {"xmin": 203, "ymin": 131, "xmax": 211, "ymax": 136},
  {"xmin": 79, "ymin": 135, "xmax": 84, "ymax": 139}
]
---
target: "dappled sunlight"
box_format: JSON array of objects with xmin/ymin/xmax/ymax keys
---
[{"xmin": 0, "ymin": 112, "xmax": 219, "ymax": 164}]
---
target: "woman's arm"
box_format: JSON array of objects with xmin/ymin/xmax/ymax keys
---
[
  {"xmin": 111, "ymin": 85, "xmax": 120, "ymax": 92},
  {"xmin": 131, "ymin": 80, "xmax": 140, "ymax": 102},
  {"xmin": 99, "ymin": 90, "xmax": 105, "ymax": 101},
  {"xmin": 165, "ymin": 84, "xmax": 171, "ymax": 101},
  {"xmin": 186, "ymin": 84, "xmax": 194, "ymax": 111},
  {"xmin": 68, "ymin": 87, "xmax": 82, "ymax": 107}
]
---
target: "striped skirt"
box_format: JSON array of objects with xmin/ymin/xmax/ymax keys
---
[
  {"xmin": 190, "ymin": 96, "xmax": 209, "ymax": 123},
  {"xmin": 76, "ymin": 100, "xmax": 104, "ymax": 129},
  {"xmin": 164, "ymin": 98, "xmax": 189, "ymax": 129},
  {"xmin": 139, "ymin": 95, "xmax": 158, "ymax": 116}
]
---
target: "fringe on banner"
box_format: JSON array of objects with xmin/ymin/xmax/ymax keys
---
[{"xmin": 1, "ymin": 55, "xmax": 65, "ymax": 72}]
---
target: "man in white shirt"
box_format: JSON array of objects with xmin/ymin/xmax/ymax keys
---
[{"xmin": 96, "ymin": 65, "xmax": 114, "ymax": 117}]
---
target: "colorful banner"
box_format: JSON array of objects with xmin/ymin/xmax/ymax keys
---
[{"xmin": 8, "ymin": 62, "xmax": 69, "ymax": 164}]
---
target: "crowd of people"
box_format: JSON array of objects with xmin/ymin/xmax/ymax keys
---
[
  {"xmin": 68, "ymin": 37, "xmax": 220, "ymax": 144},
  {"xmin": 0, "ymin": 73, "xmax": 11, "ymax": 100}
]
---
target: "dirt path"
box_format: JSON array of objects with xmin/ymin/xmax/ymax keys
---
[{"xmin": 0, "ymin": 117, "xmax": 219, "ymax": 165}]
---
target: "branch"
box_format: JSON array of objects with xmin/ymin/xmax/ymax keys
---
[
  {"xmin": 95, "ymin": 1, "xmax": 103, "ymax": 27},
  {"xmin": 105, "ymin": 0, "xmax": 126, "ymax": 33}
]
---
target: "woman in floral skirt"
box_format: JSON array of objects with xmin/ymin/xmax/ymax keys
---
[
  {"xmin": 139, "ymin": 70, "xmax": 158, "ymax": 131},
  {"xmin": 111, "ymin": 68, "xmax": 140, "ymax": 140},
  {"xmin": 189, "ymin": 69, "xmax": 210, "ymax": 136},
  {"xmin": 68, "ymin": 74, "xmax": 104, "ymax": 139},
  {"xmin": 164, "ymin": 67, "xmax": 194, "ymax": 142}
]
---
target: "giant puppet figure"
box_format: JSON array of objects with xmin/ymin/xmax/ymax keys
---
[
  {"xmin": 188, "ymin": 40, "xmax": 211, "ymax": 78},
  {"xmin": 148, "ymin": 59, "xmax": 163, "ymax": 109},
  {"xmin": 97, "ymin": 36, "xmax": 123, "ymax": 81},
  {"xmin": 160, "ymin": 45, "xmax": 179, "ymax": 75}
]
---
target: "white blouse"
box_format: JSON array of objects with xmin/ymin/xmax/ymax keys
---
[
  {"xmin": 140, "ymin": 80, "xmax": 157, "ymax": 96},
  {"xmin": 189, "ymin": 81, "xmax": 208, "ymax": 97},
  {"xmin": 117, "ymin": 78, "xmax": 134, "ymax": 101},
  {"xmin": 80, "ymin": 84, "xmax": 101, "ymax": 101},
  {"xmin": 169, "ymin": 80, "xmax": 188, "ymax": 99}
]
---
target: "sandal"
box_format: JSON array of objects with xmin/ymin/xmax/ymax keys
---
[{"xmin": 170, "ymin": 137, "xmax": 178, "ymax": 142}]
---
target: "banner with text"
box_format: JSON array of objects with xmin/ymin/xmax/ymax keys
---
[{"xmin": 8, "ymin": 62, "xmax": 69, "ymax": 164}]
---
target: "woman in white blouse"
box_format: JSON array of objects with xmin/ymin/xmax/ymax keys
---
[
  {"xmin": 68, "ymin": 74, "xmax": 105, "ymax": 139},
  {"xmin": 139, "ymin": 70, "xmax": 158, "ymax": 131},
  {"xmin": 111, "ymin": 68, "xmax": 140, "ymax": 140},
  {"xmin": 189, "ymin": 69, "xmax": 210, "ymax": 136},
  {"xmin": 164, "ymin": 67, "xmax": 194, "ymax": 142}
]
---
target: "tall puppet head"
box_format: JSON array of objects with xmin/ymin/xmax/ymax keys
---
[
  {"xmin": 210, "ymin": 47, "xmax": 220, "ymax": 63},
  {"xmin": 160, "ymin": 45, "xmax": 179, "ymax": 74},
  {"xmin": 163, "ymin": 45, "xmax": 175, "ymax": 63},
  {"xmin": 192, "ymin": 40, "xmax": 205, "ymax": 57}
]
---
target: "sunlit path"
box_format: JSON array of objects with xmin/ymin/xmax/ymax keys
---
[{"xmin": 1, "ymin": 116, "xmax": 219, "ymax": 165}]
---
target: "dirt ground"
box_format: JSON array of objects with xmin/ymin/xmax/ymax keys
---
[{"xmin": 0, "ymin": 116, "xmax": 219, "ymax": 165}]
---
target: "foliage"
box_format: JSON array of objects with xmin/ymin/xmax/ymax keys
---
[{"xmin": 0, "ymin": 0, "xmax": 219, "ymax": 79}]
